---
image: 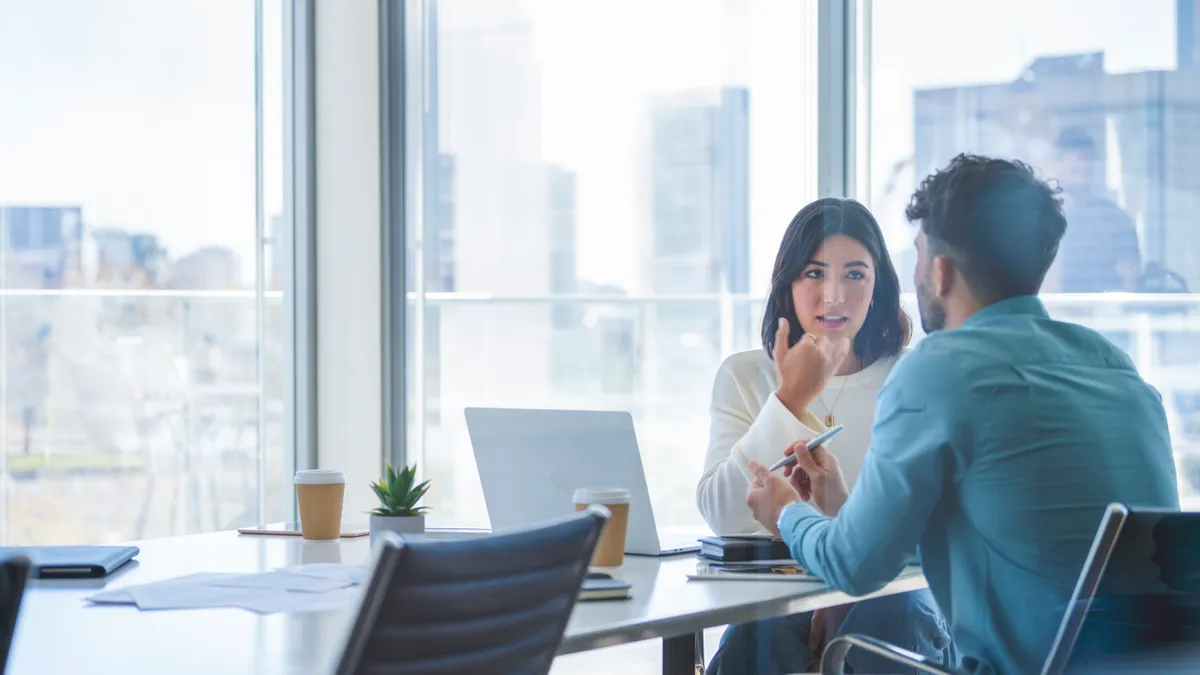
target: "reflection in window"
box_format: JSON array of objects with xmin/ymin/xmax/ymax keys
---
[
  {"xmin": 407, "ymin": 0, "xmax": 818, "ymax": 530},
  {"xmin": 868, "ymin": 0, "xmax": 1200, "ymax": 505}
]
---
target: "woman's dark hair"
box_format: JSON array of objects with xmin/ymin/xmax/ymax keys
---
[{"xmin": 761, "ymin": 197, "xmax": 911, "ymax": 364}]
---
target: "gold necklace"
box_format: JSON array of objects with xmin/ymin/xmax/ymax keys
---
[
  {"xmin": 817, "ymin": 377, "xmax": 850, "ymax": 427},
  {"xmin": 817, "ymin": 359, "xmax": 860, "ymax": 426}
]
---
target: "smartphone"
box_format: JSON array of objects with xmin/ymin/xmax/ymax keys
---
[{"xmin": 236, "ymin": 522, "xmax": 370, "ymax": 538}]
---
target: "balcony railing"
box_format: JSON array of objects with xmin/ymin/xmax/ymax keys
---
[{"xmin": 1, "ymin": 289, "xmax": 1198, "ymax": 542}]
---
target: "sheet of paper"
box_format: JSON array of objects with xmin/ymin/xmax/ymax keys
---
[
  {"xmin": 86, "ymin": 573, "xmax": 244, "ymax": 605},
  {"xmin": 87, "ymin": 566, "xmax": 366, "ymax": 613},
  {"xmin": 129, "ymin": 581, "xmax": 262, "ymax": 611},
  {"xmin": 207, "ymin": 570, "xmax": 351, "ymax": 594},
  {"xmin": 284, "ymin": 563, "xmax": 366, "ymax": 586},
  {"xmin": 233, "ymin": 585, "xmax": 362, "ymax": 614}
]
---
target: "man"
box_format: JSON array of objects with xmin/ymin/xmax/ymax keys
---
[
  {"xmin": 1051, "ymin": 127, "xmax": 1141, "ymax": 292},
  {"xmin": 745, "ymin": 154, "xmax": 1179, "ymax": 674}
]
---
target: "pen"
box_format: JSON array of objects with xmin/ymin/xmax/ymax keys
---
[{"xmin": 767, "ymin": 425, "xmax": 844, "ymax": 472}]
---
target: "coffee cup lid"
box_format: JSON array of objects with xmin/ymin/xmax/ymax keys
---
[
  {"xmin": 572, "ymin": 487, "xmax": 632, "ymax": 504},
  {"xmin": 294, "ymin": 469, "xmax": 347, "ymax": 485}
]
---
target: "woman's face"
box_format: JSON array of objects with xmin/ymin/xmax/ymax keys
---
[{"xmin": 791, "ymin": 234, "xmax": 876, "ymax": 342}]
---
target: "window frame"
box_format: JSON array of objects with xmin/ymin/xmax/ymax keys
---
[
  {"xmin": 283, "ymin": 0, "xmax": 319, "ymax": 519},
  {"xmin": 379, "ymin": 0, "xmax": 861, "ymax": 518}
]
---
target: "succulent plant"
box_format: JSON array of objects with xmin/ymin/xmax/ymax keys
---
[{"xmin": 369, "ymin": 463, "xmax": 431, "ymax": 518}]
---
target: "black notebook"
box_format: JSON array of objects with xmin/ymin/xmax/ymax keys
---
[
  {"xmin": 579, "ymin": 573, "xmax": 631, "ymax": 601},
  {"xmin": 0, "ymin": 546, "xmax": 139, "ymax": 579},
  {"xmin": 697, "ymin": 536, "xmax": 793, "ymax": 563}
]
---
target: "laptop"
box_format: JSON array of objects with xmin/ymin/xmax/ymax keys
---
[
  {"xmin": 464, "ymin": 407, "xmax": 702, "ymax": 556},
  {"xmin": 1042, "ymin": 503, "xmax": 1200, "ymax": 674}
]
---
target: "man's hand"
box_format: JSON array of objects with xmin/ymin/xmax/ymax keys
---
[
  {"xmin": 745, "ymin": 460, "xmax": 800, "ymax": 536},
  {"xmin": 782, "ymin": 442, "xmax": 851, "ymax": 516}
]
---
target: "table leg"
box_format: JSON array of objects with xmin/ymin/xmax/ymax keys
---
[{"xmin": 662, "ymin": 632, "xmax": 704, "ymax": 675}]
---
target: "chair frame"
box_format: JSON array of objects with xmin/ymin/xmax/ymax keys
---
[
  {"xmin": 818, "ymin": 503, "xmax": 1156, "ymax": 675},
  {"xmin": 333, "ymin": 531, "xmax": 408, "ymax": 675},
  {"xmin": 820, "ymin": 634, "xmax": 961, "ymax": 675},
  {"xmin": 333, "ymin": 507, "xmax": 608, "ymax": 675},
  {"xmin": 0, "ymin": 556, "xmax": 31, "ymax": 675}
]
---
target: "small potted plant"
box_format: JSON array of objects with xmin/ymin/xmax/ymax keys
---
[{"xmin": 368, "ymin": 462, "xmax": 431, "ymax": 539}]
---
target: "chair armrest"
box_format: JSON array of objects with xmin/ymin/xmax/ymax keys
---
[{"xmin": 818, "ymin": 634, "xmax": 961, "ymax": 675}]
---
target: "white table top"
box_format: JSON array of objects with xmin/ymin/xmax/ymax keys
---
[{"xmin": 8, "ymin": 531, "xmax": 927, "ymax": 675}]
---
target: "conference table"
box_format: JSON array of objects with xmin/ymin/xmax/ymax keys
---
[{"xmin": 8, "ymin": 530, "xmax": 928, "ymax": 675}]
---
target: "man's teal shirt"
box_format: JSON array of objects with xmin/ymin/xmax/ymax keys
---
[{"xmin": 779, "ymin": 296, "xmax": 1179, "ymax": 674}]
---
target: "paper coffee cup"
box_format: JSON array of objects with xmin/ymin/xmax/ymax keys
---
[
  {"xmin": 573, "ymin": 487, "xmax": 632, "ymax": 567},
  {"xmin": 295, "ymin": 469, "xmax": 347, "ymax": 541}
]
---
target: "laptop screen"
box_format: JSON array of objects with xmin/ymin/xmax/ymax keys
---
[{"xmin": 1061, "ymin": 509, "xmax": 1200, "ymax": 673}]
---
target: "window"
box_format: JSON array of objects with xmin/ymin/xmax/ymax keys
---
[
  {"xmin": 404, "ymin": 0, "xmax": 818, "ymax": 530},
  {"xmin": 0, "ymin": 0, "xmax": 290, "ymax": 543},
  {"xmin": 862, "ymin": 0, "xmax": 1200, "ymax": 505}
]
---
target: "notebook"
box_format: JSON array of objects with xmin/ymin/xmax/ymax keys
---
[
  {"xmin": 0, "ymin": 546, "xmax": 140, "ymax": 578},
  {"xmin": 688, "ymin": 563, "xmax": 821, "ymax": 582},
  {"xmin": 697, "ymin": 535, "xmax": 793, "ymax": 563},
  {"xmin": 579, "ymin": 573, "xmax": 631, "ymax": 601}
]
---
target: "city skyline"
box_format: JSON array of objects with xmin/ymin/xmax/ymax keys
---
[
  {"xmin": 3, "ymin": 0, "xmax": 1200, "ymax": 546},
  {"xmin": 4, "ymin": 0, "xmax": 1184, "ymax": 297},
  {"xmin": 0, "ymin": 0, "xmax": 283, "ymax": 286},
  {"xmin": 2, "ymin": 203, "xmax": 265, "ymax": 291}
]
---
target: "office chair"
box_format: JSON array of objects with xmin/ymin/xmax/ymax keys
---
[
  {"xmin": 817, "ymin": 504, "xmax": 1200, "ymax": 675},
  {"xmin": 0, "ymin": 556, "xmax": 31, "ymax": 675},
  {"xmin": 333, "ymin": 506, "xmax": 608, "ymax": 675}
]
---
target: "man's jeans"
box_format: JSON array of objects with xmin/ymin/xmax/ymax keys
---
[{"xmin": 707, "ymin": 589, "xmax": 956, "ymax": 674}]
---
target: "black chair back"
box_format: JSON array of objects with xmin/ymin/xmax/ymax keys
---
[
  {"xmin": 822, "ymin": 505, "xmax": 1200, "ymax": 675},
  {"xmin": 334, "ymin": 507, "xmax": 608, "ymax": 675},
  {"xmin": 1055, "ymin": 505, "xmax": 1200, "ymax": 673},
  {"xmin": 0, "ymin": 556, "xmax": 30, "ymax": 674}
]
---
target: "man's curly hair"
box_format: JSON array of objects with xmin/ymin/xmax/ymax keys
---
[{"xmin": 906, "ymin": 153, "xmax": 1067, "ymax": 304}]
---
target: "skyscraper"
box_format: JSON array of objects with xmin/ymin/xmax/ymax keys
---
[
  {"xmin": 641, "ymin": 87, "xmax": 751, "ymax": 395},
  {"xmin": 547, "ymin": 164, "xmax": 577, "ymax": 298},
  {"xmin": 437, "ymin": 0, "xmax": 549, "ymax": 295},
  {"xmin": 425, "ymin": 155, "xmax": 457, "ymax": 293},
  {"xmin": 93, "ymin": 228, "xmax": 165, "ymax": 287},
  {"xmin": 416, "ymin": 152, "xmax": 455, "ymax": 424},
  {"xmin": 1181, "ymin": 0, "xmax": 1198, "ymax": 69},
  {"xmin": 912, "ymin": 51, "xmax": 1200, "ymax": 290},
  {"xmin": 643, "ymin": 87, "xmax": 751, "ymax": 301},
  {"xmin": 543, "ymin": 164, "xmax": 635, "ymax": 397},
  {"xmin": 1, "ymin": 205, "xmax": 84, "ymax": 288},
  {"xmin": 547, "ymin": 163, "xmax": 578, "ymax": 333},
  {"xmin": 425, "ymin": 0, "xmax": 558, "ymax": 525}
]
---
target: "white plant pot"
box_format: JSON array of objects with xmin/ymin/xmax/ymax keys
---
[{"xmin": 370, "ymin": 514, "xmax": 426, "ymax": 543}]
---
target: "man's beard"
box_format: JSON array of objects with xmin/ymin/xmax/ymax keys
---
[{"xmin": 917, "ymin": 278, "xmax": 946, "ymax": 334}]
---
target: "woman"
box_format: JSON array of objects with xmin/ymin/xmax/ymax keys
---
[{"xmin": 697, "ymin": 198, "xmax": 954, "ymax": 674}]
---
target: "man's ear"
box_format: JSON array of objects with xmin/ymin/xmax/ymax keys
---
[{"xmin": 932, "ymin": 256, "xmax": 954, "ymax": 299}]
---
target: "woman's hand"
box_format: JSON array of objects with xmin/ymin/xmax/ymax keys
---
[
  {"xmin": 773, "ymin": 318, "xmax": 851, "ymax": 419},
  {"xmin": 745, "ymin": 460, "xmax": 800, "ymax": 536}
]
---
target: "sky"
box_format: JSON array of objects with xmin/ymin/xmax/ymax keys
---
[
  {"xmin": 0, "ymin": 0, "xmax": 283, "ymax": 282},
  {"xmin": 0, "ymin": 0, "xmax": 1179, "ymax": 293}
]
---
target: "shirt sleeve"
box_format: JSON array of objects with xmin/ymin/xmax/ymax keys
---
[
  {"xmin": 697, "ymin": 359, "xmax": 822, "ymax": 535},
  {"xmin": 778, "ymin": 351, "xmax": 954, "ymax": 596}
]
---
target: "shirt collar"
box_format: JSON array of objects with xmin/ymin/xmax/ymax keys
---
[{"xmin": 961, "ymin": 295, "xmax": 1049, "ymax": 329}]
